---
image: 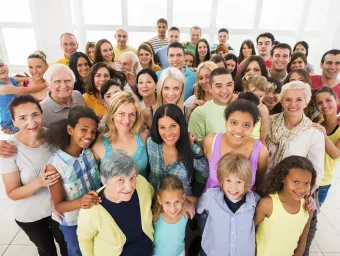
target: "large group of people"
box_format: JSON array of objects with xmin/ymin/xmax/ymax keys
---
[{"xmin": 0, "ymin": 16, "xmax": 339, "ymax": 256}]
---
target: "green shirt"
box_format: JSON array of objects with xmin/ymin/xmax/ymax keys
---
[
  {"xmin": 185, "ymin": 43, "xmax": 196, "ymax": 55},
  {"xmin": 188, "ymin": 100, "xmax": 227, "ymax": 141}
]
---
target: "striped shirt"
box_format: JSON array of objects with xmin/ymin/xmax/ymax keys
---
[
  {"xmin": 48, "ymin": 148, "xmax": 101, "ymax": 226},
  {"xmin": 148, "ymin": 36, "xmax": 169, "ymax": 51}
]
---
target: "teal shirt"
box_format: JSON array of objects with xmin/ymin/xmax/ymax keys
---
[
  {"xmin": 153, "ymin": 213, "xmax": 187, "ymax": 256},
  {"xmin": 185, "ymin": 43, "xmax": 196, "ymax": 55},
  {"xmin": 101, "ymin": 135, "xmax": 148, "ymax": 178}
]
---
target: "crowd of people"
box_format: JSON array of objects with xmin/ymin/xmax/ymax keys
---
[{"xmin": 0, "ymin": 17, "xmax": 340, "ymax": 256}]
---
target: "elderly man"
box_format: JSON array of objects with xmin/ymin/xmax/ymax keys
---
[
  {"xmin": 113, "ymin": 29, "xmax": 137, "ymax": 61},
  {"xmin": 54, "ymin": 33, "xmax": 78, "ymax": 66},
  {"xmin": 118, "ymin": 52, "xmax": 142, "ymax": 93},
  {"xmin": 40, "ymin": 64, "xmax": 84, "ymax": 127}
]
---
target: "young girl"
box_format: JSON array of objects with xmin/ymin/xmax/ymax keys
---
[
  {"xmin": 242, "ymin": 74, "xmax": 269, "ymax": 144},
  {"xmin": 255, "ymin": 156, "xmax": 315, "ymax": 256},
  {"xmin": 45, "ymin": 106, "xmax": 102, "ymax": 256},
  {"xmin": 153, "ymin": 176, "xmax": 187, "ymax": 256},
  {"xmin": 197, "ymin": 153, "xmax": 260, "ymax": 256},
  {"xmin": 312, "ymin": 86, "xmax": 340, "ymax": 206}
]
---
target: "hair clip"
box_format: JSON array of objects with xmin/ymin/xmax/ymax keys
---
[
  {"xmin": 242, "ymin": 73, "xmax": 253, "ymax": 84},
  {"xmin": 268, "ymin": 82, "xmax": 277, "ymax": 91}
]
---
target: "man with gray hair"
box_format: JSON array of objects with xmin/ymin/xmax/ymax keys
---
[
  {"xmin": 118, "ymin": 52, "xmax": 142, "ymax": 93},
  {"xmin": 40, "ymin": 64, "xmax": 84, "ymax": 127},
  {"xmin": 54, "ymin": 33, "xmax": 79, "ymax": 66}
]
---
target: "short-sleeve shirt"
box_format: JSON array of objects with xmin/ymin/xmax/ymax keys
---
[
  {"xmin": 148, "ymin": 37, "xmax": 169, "ymax": 51},
  {"xmin": 0, "ymin": 133, "xmax": 52, "ymax": 222},
  {"xmin": 48, "ymin": 148, "xmax": 101, "ymax": 226},
  {"xmin": 40, "ymin": 90, "xmax": 85, "ymax": 127},
  {"xmin": 185, "ymin": 44, "xmax": 196, "ymax": 55},
  {"xmin": 113, "ymin": 45, "xmax": 137, "ymax": 61}
]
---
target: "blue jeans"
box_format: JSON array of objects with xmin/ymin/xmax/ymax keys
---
[
  {"xmin": 59, "ymin": 225, "xmax": 81, "ymax": 256},
  {"xmin": 317, "ymin": 184, "xmax": 331, "ymax": 206}
]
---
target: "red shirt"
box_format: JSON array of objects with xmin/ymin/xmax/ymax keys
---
[{"xmin": 264, "ymin": 58, "xmax": 272, "ymax": 68}]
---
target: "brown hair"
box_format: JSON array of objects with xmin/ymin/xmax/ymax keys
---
[
  {"xmin": 94, "ymin": 39, "xmax": 115, "ymax": 64},
  {"xmin": 137, "ymin": 43, "xmax": 156, "ymax": 69}
]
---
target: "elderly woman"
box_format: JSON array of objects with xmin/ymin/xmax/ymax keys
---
[
  {"xmin": 266, "ymin": 80, "xmax": 325, "ymax": 254},
  {"xmin": 40, "ymin": 64, "xmax": 85, "ymax": 127},
  {"xmin": 77, "ymin": 150, "xmax": 154, "ymax": 256}
]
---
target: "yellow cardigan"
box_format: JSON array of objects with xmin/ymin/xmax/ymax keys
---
[
  {"xmin": 77, "ymin": 175, "xmax": 154, "ymax": 256},
  {"xmin": 82, "ymin": 93, "xmax": 106, "ymax": 117}
]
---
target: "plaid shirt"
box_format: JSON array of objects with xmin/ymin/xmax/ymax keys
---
[
  {"xmin": 147, "ymin": 138, "xmax": 209, "ymax": 195},
  {"xmin": 48, "ymin": 148, "xmax": 101, "ymax": 226}
]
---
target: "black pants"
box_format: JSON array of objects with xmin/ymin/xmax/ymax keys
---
[{"xmin": 15, "ymin": 216, "xmax": 68, "ymax": 256}]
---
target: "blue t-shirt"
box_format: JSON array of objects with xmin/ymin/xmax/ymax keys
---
[
  {"xmin": 153, "ymin": 213, "xmax": 187, "ymax": 256},
  {"xmin": 156, "ymin": 46, "xmax": 169, "ymax": 69},
  {"xmin": 0, "ymin": 78, "xmax": 18, "ymax": 132},
  {"xmin": 156, "ymin": 66, "xmax": 196, "ymax": 101},
  {"xmin": 99, "ymin": 189, "xmax": 153, "ymax": 256}
]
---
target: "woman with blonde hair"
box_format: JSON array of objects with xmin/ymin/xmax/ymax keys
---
[
  {"xmin": 92, "ymin": 91, "xmax": 149, "ymax": 178},
  {"xmin": 184, "ymin": 61, "xmax": 218, "ymax": 109},
  {"xmin": 142, "ymin": 67, "xmax": 186, "ymax": 129},
  {"xmin": 85, "ymin": 41, "xmax": 96, "ymax": 63},
  {"xmin": 137, "ymin": 43, "xmax": 161, "ymax": 72}
]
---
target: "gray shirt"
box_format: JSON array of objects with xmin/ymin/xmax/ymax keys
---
[
  {"xmin": 40, "ymin": 90, "xmax": 85, "ymax": 127},
  {"xmin": 197, "ymin": 188, "xmax": 260, "ymax": 256},
  {"xmin": 0, "ymin": 133, "xmax": 53, "ymax": 222}
]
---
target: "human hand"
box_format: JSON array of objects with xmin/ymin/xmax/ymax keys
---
[
  {"xmin": 39, "ymin": 166, "xmax": 60, "ymax": 187},
  {"xmin": 192, "ymin": 99, "xmax": 205, "ymax": 109},
  {"xmin": 189, "ymin": 132, "xmax": 197, "ymax": 144},
  {"xmin": 182, "ymin": 199, "xmax": 196, "ymax": 220},
  {"xmin": 14, "ymin": 72, "xmax": 30, "ymax": 78},
  {"xmin": 312, "ymin": 123, "xmax": 327, "ymax": 137},
  {"xmin": 0, "ymin": 140, "xmax": 18, "ymax": 157},
  {"xmin": 304, "ymin": 195, "xmax": 317, "ymax": 212},
  {"xmin": 52, "ymin": 202, "xmax": 63, "ymax": 222},
  {"xmin": 79, "ymin": 191, "xmax": 101, "ymax": 209}
]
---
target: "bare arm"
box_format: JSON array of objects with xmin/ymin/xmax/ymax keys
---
[
  {"xmin": 202, "ymin": 133, "xmax": 216, "ymax": 160},
  {"xmin": 312, "ymin": 123, "xmax": 340, "ymax": 159},
  {"xmin": 0, "ymin": 83, "xmax": 46, "ymax": 95},
  {"xmin": 259, "ymin": 105, "xmax": 269, "ymax": 145},
  {"xmin": 294, "ymin": 211, "xmax": 313, "ymax": 256},
  {"xmin": 2, "ymin": 166, "xmax": 59, "ymax": 201},
  {"xmin": 255, "ymin": 145, "xmax": 269, "ymax": 194},
  {"xmin": 254, "ymin": 196, "xmax": 272, "ymax": 226},
  {"xmin": 48, "ymin": 164, "xmax": 101, "ymax": 213}
]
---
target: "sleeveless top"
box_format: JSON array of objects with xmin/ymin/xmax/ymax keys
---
[
  {"xmin": 153, "ymin": 213, "xmax": 187, "ymax": 256},
  {"xmin": 204, "ymin": 133, "xmax": 262, "ymax": 192},
  {"xmin": 0, "ymin": 78, "xmax": 18, "ymax": 132},
  {"xmin": 101, "ymin": 135, "xmax": 148, "ymax": 178},
  {"xmin": 256, "ymin": 193, "xmax": 309, "ymax": 256}
]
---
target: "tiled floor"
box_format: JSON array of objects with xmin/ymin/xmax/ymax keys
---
[{"xmin": 0, "ymin": 171, "xmax": 340, "ymax": 255}]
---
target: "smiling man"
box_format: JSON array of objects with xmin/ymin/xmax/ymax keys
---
[
  {"xmin": 148, "ymin": 18, "xmax": 169, "ymax": 51},
  {"xmin": 268, "ymin": 43, "xmax": 291, "ymax": 83},
  {"xmin": 55, "ymin": 33, "xmax": 78, "ymax": 66},
  {"xmin": 188, "ymin": 68, "xmax": 236, "ymax": 141},
  {"xmin": 156, "ymin": 27, "xmax": 181, "ymax": 68},
  {"xmin": 311, "ymin": 49, "xmax": 340, "ymax": 102},
  {"xmin": 113, "ymin": 29, "xmax": 137, "ymax": 61},
  {"xmin": 40, "ymin": 64, "xmax": 84, "ymax": 127},
  {"xmin": 256, "ymin": 32, "xmax": 275, "ymax": 68},
  {"xmin": 184, "ymin": 26, "xmax": 201, "ymax": 55}
]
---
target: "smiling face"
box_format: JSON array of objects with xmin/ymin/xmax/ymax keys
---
[
  {"xmin": 28, "ymin": 58, "xmax": 48, "ymax": 81},
  {"xmin": 294, "ymin": 44, "xmax": 307, "ymax": 55},
  {"xmin": 281, "ymin": 88, "xmax": 308, "ymax": 118},
  {"xmin": 100, "ymin": 42, "xmax": 114, "ymax": 63},
  {"xmin": 263, "ymin": 90, "xmax": 280, "ymax": 110},
  {"xmin": 138, "ymin": 49, "xmax": 152, "ymax": 66},
  {"xmin": 168, "ymin": 30, "xmax": 180, "ymax": 44},
  {"xmin": 272, "ymin": 48, "xmax": 290, "ymax": 71},
  {"xmin": 190, "ymin": 28, "xmax": 201, "ymax": 44},
  {"xmin": 115, "ymin": 29, "xmax": 128, "ymax": 48},
  {"xmin": 158, "ymin": 190, "xmax": 185, "ymax": 219},
  {"xmin": 113, "ymin": 103, "xmax": 137, "ymax": 133},
  {"xmin": 119, "ymin": 55, "xmax": 132, "ymax": 72},
  {"xmin": 210, "ymin": 74, "xmax": 234, "ymax": 106},
  {"xmin": 198, "ymin": 67, "xmax": 212, "ymax": 92},
  {"xmin": 242, "ymin": 44, "xmax": 252, "ymax": 58},
  {"xmin": 105, "ymin": 169, "xmax": 137, "ymax": 202},
  {"xmin": 245, "ymin": 61, "xmax": 262, "ymax": 76},
  {"xmin": 49, "ymin": 68, "xmax": 74, "ymax": 101},
  {"xmin": 197, "ymin": 41, "xmax": 208, "ymax": 58},
  {"xmin": 0, "ymin": 60, "xmax": 9, "ymax": 80},
  {"xmin": 61, "ymin": 34, "xmax": 78, "ymax": 59},
  {"xmin": 226, "ymin": 59, "xmax": 236, "ymax": 73},
  {"xmin": 225, "ymin": 111, "xmax": 254, "ymax": 144},
  {"xmin": 291, "ymin": 57, "xmax": 306, "ymax": 70},
  {"xmin": 67, "ymin": 117, "xmax": 98, "ymax": 149},
  {"xmin": 321, "ymin": 54, "xmax": 340, "ymax": 80},
  {"xmin": 257, "ymin": 36, "xmax": 272, "ymax": 58},
  {"xmin": 94, "ymin": 67, "xmax": 110, "ymax": 92},
  {"xmin": 315, "ymin": 92, "xmax": 338, "ymax": 117},
  {"xmin": 76, "ymin": 57, "xmax": 90, "ymax": 80},
  {"xmin": 157, "ymin": 115, "xmax": 180, "ymax": 146},
  {"xmin": 161, "ymin": 77, "xmax": 183, "ymax": 104},
  {"xmin": 282, "ymin": 168, "xmax": 312, "ymax": 201},
  {"xmin": 103, "ymin": 86, "xmax": 122, "ymax": 106},
  {"xmin": 137, "ymin": 73, "xmax": 156, "ymax": 98},
  {"xmin": 88, "ymin": 47, "xmax": 95, "ymax": 61},
  {"xmin": 12, "ymin": 102, "xmax": 43, "ymax": 135},
  {"xmin": 221, "ymin": 174, "xmax": 247, "ymax": 201},
  {"xmin": 184, "ymin": 54, "xmax": 194, "ymax": 68},
  {"xmin": 168, "ymin": 47, "xmax": 185, "ymax": 69}
]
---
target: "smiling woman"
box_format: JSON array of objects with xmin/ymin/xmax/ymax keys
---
[{"xmin": 69, "ymin": 52, "xmax": 92, "ymax": 94}]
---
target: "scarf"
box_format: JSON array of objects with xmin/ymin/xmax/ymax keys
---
[{"xmin": 266, "ymin": 112, "xmax": 313, "ymax": 166}]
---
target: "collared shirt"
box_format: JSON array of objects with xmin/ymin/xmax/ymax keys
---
[
  {"xmin": 267, "ymin": 68, "xmax": 288, "ymax": 84},
  {"xmin": 197, "ymin": 188, "xmax": 260, "ymax": 256},
  {"xmin": 156, "ymin": 66, "xmax": 196, "ymax": 101},
  {"xmin": 53, "ymin": 55, "xmax": 70, "ymax": 66},
  {"xmin": 40, "ymin": 90, "xmax": 85, "ymax": 127},
  {"xmin": 147, "ymin": 138, "xmax": 209, "ymax": 195},
  {"xmin": 48, "ymin": 148, "xmax": 101, "ymax": 226}
]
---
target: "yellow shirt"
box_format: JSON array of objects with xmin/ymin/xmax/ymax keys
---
[
  {"xmin": 321, "ymin": 125, "xmax": 340, "ymax": 186},
  {"xmin": 77, "ymin": 175, "xmax": 154, "ymax": 256},
  {"xmin": 256, "ymin": 193, "xmax": 309, "ymax": 256},
  {"xmin": 153, "ymin": 65, "xmax": 162, "ymax": 72},
  {"xmin": 83, "ymin": 93, "xmax": 106, "ymax": 117},
  {"xmin": 250, "ymin": 119, "xmax": 261, "ymax": 140},
  {"xmin": 113, "ymin": 45, "xmax": 137, "ymax": 61},
  {"xmin": 52, "ymin": 56, "xmax": 70, "ymax": 66}
]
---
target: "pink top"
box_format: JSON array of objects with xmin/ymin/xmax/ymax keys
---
[{"xmin": 204, "ymin": 133, "xmax": 262, "ymax": 192}]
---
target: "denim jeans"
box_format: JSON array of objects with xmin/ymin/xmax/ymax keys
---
[
  {"xmin": 59, "ymin": 225, "xmax": 81, "ymax": 256},
  {"xmin": 317, "ymin": 184, "xmax": 331, "ymax": 206}
]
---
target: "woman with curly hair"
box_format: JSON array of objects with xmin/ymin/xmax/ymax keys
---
[{"xmin": 255, "ymin": 156, "xmax": 316, "ymax": 256}]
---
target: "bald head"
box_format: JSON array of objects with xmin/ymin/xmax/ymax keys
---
[{"xmin": 115, "ymin": 29, "xmax": 128, "ymax": 49}]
